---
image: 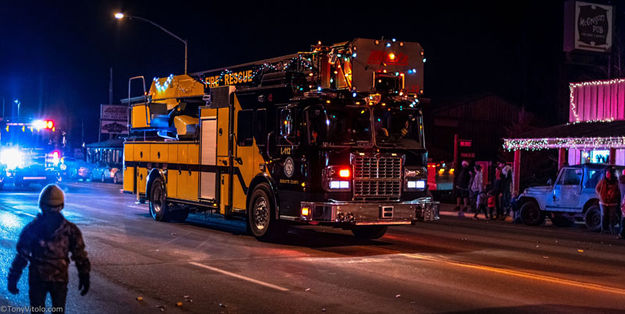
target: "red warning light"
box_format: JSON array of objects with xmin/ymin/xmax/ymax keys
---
[{"xmin": 339, "ymin": 168, "xmax": 351, "ymax": 178}]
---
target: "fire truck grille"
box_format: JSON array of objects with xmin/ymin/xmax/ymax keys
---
[{"xmin": 353, "ymin": 155, "xmax": 402, "ymax": 200}]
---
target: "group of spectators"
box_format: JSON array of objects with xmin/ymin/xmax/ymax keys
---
[
  {"xmin": 453, "ymin": 160, "xmax": 513, "ymax": 220},
  {"xmin": 595, "ymin": 168, "xmax": 625, "ymax": 239}
]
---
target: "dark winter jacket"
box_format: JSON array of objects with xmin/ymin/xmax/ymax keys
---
[
  {"xmin": 8, "ymin": 212, "xmax": 90, "ymax": 283},
  {"xmin": 454, "ymin": 166, "xmax": 472, "ymax": 189}
]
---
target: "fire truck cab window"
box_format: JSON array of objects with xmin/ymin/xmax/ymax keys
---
[
  {"xmin": 374, "ymin": 108, "xmax": 421, "ymax": 147},
  {"xmin": 279, "ymin": 109, "xmax": 292, "ymax": 137},
  {"xmin": 237, "ymin": 109, "xmax": 254, "ymax": 146},
  {"xmin": 312, "ymin": 106, "xmax": 371, "ymax": 144},
  {"xmin": 305, "ymin": 107, "xmax": 328, "ymax": 145},
  {"xmin": 254, "ymin": 109, "xmax": 267, "ymax": 146},
  {"xmin": 278, "ymin": 108, "xmax": 299, "ymax": 145}
]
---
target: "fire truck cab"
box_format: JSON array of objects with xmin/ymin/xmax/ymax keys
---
[{"xmin": 123, "ymin": 38, "xmax": 438, "ymax": 240}]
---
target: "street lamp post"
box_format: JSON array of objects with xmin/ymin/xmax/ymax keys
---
[{"xmin": 114, "ymin": 12, "xmax": 188, "ymax": 74}]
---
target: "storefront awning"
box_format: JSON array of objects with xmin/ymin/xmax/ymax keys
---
[{"xmin": 503, "ymin": 120, "xmax": 625, "ymax": 151}]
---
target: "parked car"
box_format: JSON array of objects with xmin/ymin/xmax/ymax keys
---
[
  {"xmin": 515, "ymin": 163, "xmax": 625, "ymax": 231},
  {"xmin": 61, "ymin": 157, "xmax": 93, "ymax": 182},
  {"xmin": 90, "ymin": 163, "xmax": 122, "ymax": 184}
]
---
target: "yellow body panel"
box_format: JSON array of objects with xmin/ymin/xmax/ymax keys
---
[
  {"xmin": 187, "ymin": 171, "xmax": 199, "ymax": 201},
  {"xmin": 150, "ymin": 144, "xmax": 168, "ymax": 162},
  {"xmin": 176, "ymin": 170, "xmax": 199, "ymax": 201},
  {"xmin": 133, "ymin": 144, "xmax": 150, "ymax": 161},
  {"xmin": 137, "ymin": 167, "xmax": 148, "ymax": 194},
  {"xmin": 217, "ymin": 107, "xmax": 229, "ymax": 158},
  {"xmin": 131, "ymin": 105, "xmax": 151, "ymax": 129},
  {"xmin": 167, "ymin": 170, "xmax": 178, "ymax": 199},
  {"xmin": 124, "ymin": 144, "xmax": 135, "ymax": 162},
  {"xmin": 168, "ymin": 145, "xmax": 179, "ymax": 164},
  {"xmin": 123, "ymin": 167, "xmax": 135, "ymax": 193},
  {"xmin": 188, "ymin": 145, "xmax": 199, "ymax": 164},
  {"xmin": 219, "ymin": 174, "xmax": 229, "ymax": 215},
  {"xmin": 178, "ymin": 144, "xmax": 189, "ymax": 164},
  {"xmin": 200, "ymin": 108, "xmax": 218, "ymax": 117},
  {"xmin": 177, "ymin": 170, "xmax": 187, "ymax": 199}
]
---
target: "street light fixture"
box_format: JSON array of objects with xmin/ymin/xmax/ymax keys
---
[{"xmin": 114, "ymin": 12, "xmax": 188, "ymax": 74}]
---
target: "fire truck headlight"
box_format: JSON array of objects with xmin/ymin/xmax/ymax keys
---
[
  {"xmin": 405, "ymin": 167, "xmax": 427, "ymax": 191},
  {"xmin": 407, "ymin": 180, "xmax": 426, "ymax": 190},
  {"xmin": 0, "ymin": 148, "xmax": 24, "ymax": 170},
  {"xmin": 329, "ymin": 180, "xmax": 350, "ymax": 189}
]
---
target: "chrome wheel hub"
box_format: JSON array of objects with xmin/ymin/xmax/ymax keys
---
[{"xmin": 253, "ymin": 197, "xmax": 269, "ymax": 231}]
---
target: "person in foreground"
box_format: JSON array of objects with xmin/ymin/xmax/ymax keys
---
[{"xmin": 7, "ymin": 184, "xmax": 90, "ymax": 313}]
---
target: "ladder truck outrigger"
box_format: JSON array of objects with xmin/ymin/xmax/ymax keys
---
[{"xmin": 123, "ymin": 38, "xmax": 438, "ymax": 240}]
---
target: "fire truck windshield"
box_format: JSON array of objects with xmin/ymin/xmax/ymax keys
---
[
  {"xmin": 306, "ymin": 105, "xmax": 371, "ymax": 145},
  {"xmin": 373, "ymin": 107, "xmax": 422, "ymax": 148}
]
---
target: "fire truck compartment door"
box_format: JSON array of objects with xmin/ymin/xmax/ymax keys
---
[
  {"xmin": 200, "ymin": 117, "xmax": 217, "ymax": 200},
  {"xmin": 217, "ymin": 107, "xmax": 230, "ymax": 215}
]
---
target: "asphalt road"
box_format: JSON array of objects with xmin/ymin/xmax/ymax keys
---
[{"xmin": 0, "ymin": 182, "xmax": 624, "ymax": 313}]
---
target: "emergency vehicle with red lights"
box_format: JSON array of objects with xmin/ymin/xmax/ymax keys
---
[
  {"xmin": 123, "ymin": 38, "xmax": 438, "ymax": 240},
  {"xmin": 0, "ymin": 119, "xmax": 62, "ymax": 189}
]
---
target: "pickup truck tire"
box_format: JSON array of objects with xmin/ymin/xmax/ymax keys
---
[
  {"xmin": 584, "ymin": 205, "xmax": 601, "ymax": 232},
  {"xmin": 352, "ymin": 226, "xmax": 388, "ymax": 239},
  {"xmin": 149, "ymin": 177, "xmax": 171, "ymax": 222},
  {"xmin": 248, "ymin": 183, "xmax": 286, "ymax": 241},
  {"xmin": 520, "ymin": 201, "xmax": 545, "ymax": 226}
]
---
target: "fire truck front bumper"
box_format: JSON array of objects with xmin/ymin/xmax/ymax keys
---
[{"xmin": 292, "ymin": 197, "xmax": 439, "ymax": 225}]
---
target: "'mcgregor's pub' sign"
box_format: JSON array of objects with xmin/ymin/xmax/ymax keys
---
[{"xmin": 564, "ymin": 1, "xmax": 613, "ymax": 53}]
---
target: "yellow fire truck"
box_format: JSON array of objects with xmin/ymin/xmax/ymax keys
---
[{"xmin": 123, "ymin": 38, "xmax": 438, "ymax": 240}]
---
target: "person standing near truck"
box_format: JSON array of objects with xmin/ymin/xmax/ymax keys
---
[
  {"xmin": 454, "ymin": 160, "xmax": 472, "ymax": 216},
  {"xmin": 470, "ymin": 164, "xmax": 484, "ymax": 218},
  {"xmin": 619, "ymin": 169, "xmax": 625, "ymax": 239},
  {"xmin": 595, "ymin": 168, "xmax": 621, "ymax": 234}
]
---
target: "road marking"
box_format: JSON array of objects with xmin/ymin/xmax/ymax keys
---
[
  {"xmin": 402, "ymin": 253, "xmax": 625, "ymax": 296},
  {"xmin": 189, "ymin": 261, "xmax": 289, "ymax": 292}
]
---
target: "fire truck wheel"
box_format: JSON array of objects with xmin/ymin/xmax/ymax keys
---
[
  {"xmin": 248, "ymin": 183, "xmax": 284, "ymax": 241},
  {"xmin": 351, "ymin": 226, "xmax": 388, "ymax": 239},
  {"xmin": 149, "ymin": 177, "xmax": 171, "ymax": 222}
]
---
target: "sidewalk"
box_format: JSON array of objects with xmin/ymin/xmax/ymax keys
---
[{"xmin": 438, "ymin": 202, "xmax": 515, "ymax": 222}]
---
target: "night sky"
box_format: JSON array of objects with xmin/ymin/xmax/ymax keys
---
[{"xmin": 0, "ymin": 1, "xmax": 620, "ymax": 147}]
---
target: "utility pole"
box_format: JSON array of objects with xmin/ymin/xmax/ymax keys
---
[{"xmin": 109, "ymin": 67, "xmax": 114, "ymax": 105}]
